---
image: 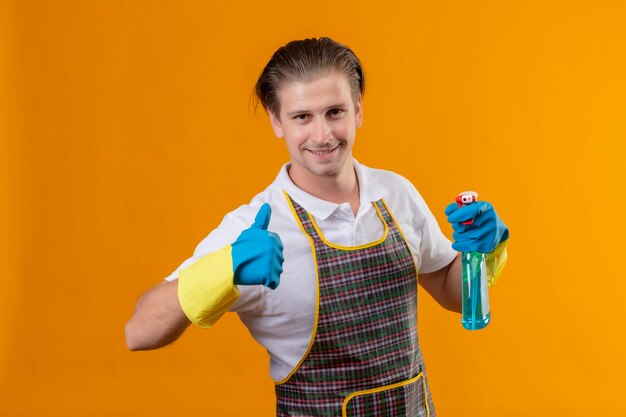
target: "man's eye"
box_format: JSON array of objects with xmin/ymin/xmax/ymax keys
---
[
  {"xmin": 294, "ymin": 114, "xmax": 309, "ymax": 120},
  {"xmin": 328, "ymin": 109, "xmax": 343, "ymax": 117}
]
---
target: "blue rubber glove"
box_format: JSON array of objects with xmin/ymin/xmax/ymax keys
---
[
  {"xmin": 231, "ymin": 203, "xmax": 284, "ymax": 289},
  {"xmin": 445, "ymin": 201, "xmax": 509, "ymax": 253}
]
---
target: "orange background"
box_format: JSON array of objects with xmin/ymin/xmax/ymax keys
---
[{"xmin": 2, "ymin": 1, "xmax": 625, "ymax": 416}]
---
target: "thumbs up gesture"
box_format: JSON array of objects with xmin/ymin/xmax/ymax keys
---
[{"xmin": 231, "ymin": 203, "xmax": 284, "ymax": 289}]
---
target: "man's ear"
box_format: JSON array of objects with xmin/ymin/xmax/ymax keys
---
[
  {"xmin": 269, "ymin": 111, "xmax": 284, "ymax": 138},
  {"xmin": 354, "ymin": 96, "xmax": 363, "ymax": 128}
]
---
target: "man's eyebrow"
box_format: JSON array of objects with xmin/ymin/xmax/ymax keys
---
[{"xmin": 286, "ymin": 103, "xmax": 348, "ymax": 118}]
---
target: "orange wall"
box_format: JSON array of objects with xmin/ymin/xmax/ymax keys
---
[{"xmin": 2, "ymin": 1, "xmax": 625, "ymax": 416}]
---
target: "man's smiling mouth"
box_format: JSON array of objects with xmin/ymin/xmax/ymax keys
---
[{"xmin": 307, "ymin": 144, "xmax": 340, "ymax": 155}]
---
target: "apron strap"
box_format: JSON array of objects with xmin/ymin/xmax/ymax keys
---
[{"xmin": 283, "ymin": 191, "xmax": 322, "ymax": 243}]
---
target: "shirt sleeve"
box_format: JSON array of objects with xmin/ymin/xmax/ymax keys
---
[{"xmin": 411, "ymin": 186, "xmax": 458, "ymax": 274}]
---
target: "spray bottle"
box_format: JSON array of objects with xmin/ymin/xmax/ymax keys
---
[{"xmin": 456, "ymin": 191, "xmax": 491, "ymax": 330}]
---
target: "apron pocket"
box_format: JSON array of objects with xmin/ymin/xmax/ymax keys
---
[{"xmin": 342, "ymin": 373, "xmax": 431, "ymax": 417}]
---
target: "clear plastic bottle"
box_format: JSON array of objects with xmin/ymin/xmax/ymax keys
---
[
  {"xmin": 456, "ymin": 191, "xmax": 491, "ymax": 330},
  {"xmin": 461, "ymin": 251, "xmax": 491, "ymax": 330}
]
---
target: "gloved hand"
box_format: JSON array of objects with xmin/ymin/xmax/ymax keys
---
[
  {"xmin": 445, "ymin": 201, "xmax": 509, "ymax": 254},
  {"xmin": 231, "ymin": 203, "xmax": 284, "ymax": 289},
  {"xmin": 178, "ymin": 203, "xmax": 284, "ymax": 328}
]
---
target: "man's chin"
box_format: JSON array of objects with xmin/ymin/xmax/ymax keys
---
[
  {"xmin": 290, "ymin": 154, "xmax": 353, "ymax": 179},
  {"xmin": 307, "ymin": 161, "xmax": 349, "ymax": 178}
]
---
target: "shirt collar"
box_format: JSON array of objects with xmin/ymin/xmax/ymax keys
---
[{"xmin": 277, "ymin": 158, "xmax": 388, "ymax": 221}]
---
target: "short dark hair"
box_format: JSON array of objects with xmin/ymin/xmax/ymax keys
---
[{"xmin": 254, "ymin": 37, "xmax": 365, "ymax": 116}]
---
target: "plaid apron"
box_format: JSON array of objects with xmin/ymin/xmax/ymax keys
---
[{"xmin": 276, "ymin": 194, "xmax": 435, "ymax": 417}]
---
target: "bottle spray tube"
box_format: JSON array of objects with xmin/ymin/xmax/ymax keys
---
[{"xmin": 456, "ymin": 191, "xmax": 491, "ymax": 330}]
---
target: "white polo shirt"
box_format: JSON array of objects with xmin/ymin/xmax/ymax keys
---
[{"xmin": 165, "ymin": 159, "xmax": 457, "ymax": 382}]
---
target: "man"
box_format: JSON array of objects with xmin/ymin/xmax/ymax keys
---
[{"xmin": 125, "ymin": 37, "xmax": 509, "ymax": 416}]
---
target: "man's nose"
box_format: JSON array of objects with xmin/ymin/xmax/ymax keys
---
[{"xmin": 312, "ymin": 119, "xmax": 332, "ymax": 144}]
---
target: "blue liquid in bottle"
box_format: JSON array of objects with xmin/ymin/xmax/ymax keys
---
[{"xmin": 461, "ymin": 251, "xmax": 491, "ymax": 330}]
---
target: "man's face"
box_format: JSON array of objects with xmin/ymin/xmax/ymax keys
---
[{"xmin": 269, "ymin": 71, "xmax": 363, "ymax": 184}]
